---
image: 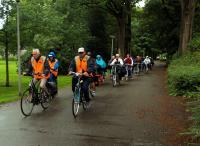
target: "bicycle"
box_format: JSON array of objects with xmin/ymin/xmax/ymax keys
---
[
  {"xmin": 124, "ymin": 64, "xmax": 133, "ymax": 81},
  {"xmin": 20, "ymin": 76, "xmax": 52, "ymax": 117},
  {"xmin": 70, "ymin": 72, "xmax": 89, "ymax": 118},
  {"xmin": 111, "ymin": 64, "xmax": 121, "ymax": 87},
  {"xmin": 133, "ymin": 63, "xmax": 140, "ymax": 75}
]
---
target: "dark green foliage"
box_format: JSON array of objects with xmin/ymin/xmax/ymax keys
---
[
  {"xmin": 188, "ymin": 33, "xmax": 200, "ymax": 51},
  {"xmin": 132, "ymin": 0, "xmax": 181, "ymax": 57},
  {"xmin": 86, "ymin": 8, "xmax": 110, "ymax": 59},
  {"xmin": 168, "ymin": 52, "xmax": 200, "ymax": 138},
  {"xmin": 168, "ymin": 52, "xmax": 200, "ymax": 96}
]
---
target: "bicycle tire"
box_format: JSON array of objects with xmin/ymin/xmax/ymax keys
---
[
  {"xmin": 112, "ymin": 74, "xmax": 117, "ymax": 87},
  {"xmin": 89, "ymin": 84, "xmax": 94, "ymax": 98},
  {"xmin": 81, "ymin": 92, "xmax": 87, "ymax": 111},
  {"xmin": 72, "ymin": 98, "xmax": 80, "ymax": 118},
  {"xmin": 40, "ymin": 89, "xmax": 51, "ymax": 110},
  {"xmin": 20, "ymin": 88, "xmax": 34, "ymax": 116}
]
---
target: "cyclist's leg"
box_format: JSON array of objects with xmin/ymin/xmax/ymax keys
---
[
  {"xmin": 82, "ymin": 78, "xmax": 90, "ymax": 102},
  {"xmin": 72, "ymin": 77, "xmax": 78, "ymax": 92},
  {"xmin": 40, "ymin": 78, "xmax": 49, "ymax": 95}
]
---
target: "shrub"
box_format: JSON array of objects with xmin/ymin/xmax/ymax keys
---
[
  {"xmin": 188, "ymin": 33, "xmax": 200, "ymax": 52},
  {"xmin": 168, "ymin": 51, "xmax": 200, "ymax": 138}
]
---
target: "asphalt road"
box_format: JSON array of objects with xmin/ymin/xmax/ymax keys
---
[{"xmin": 0, "ymin": 62, "xmax": 187, "ymax": 146}]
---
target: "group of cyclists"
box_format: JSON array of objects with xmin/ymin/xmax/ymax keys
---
[{"xmin": 24, "ymin": 47, "xmax": 154, "ymax": 115}]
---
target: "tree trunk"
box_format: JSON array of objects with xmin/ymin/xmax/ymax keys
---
[
  {"xmin": 178, "ymin": 0, "xmax": 197, "ymax": 55},
  {"xmin": 125, "ymin": 1, "xmax": 132, "ymax": 55},
  {"xmin": 117, "ymin": 17, "xmax": 126, "ymax": 57},
  {"xmin": 5, "ymin": 31, "xmax": 9, "ymax": 87},
  {"xmin": 4, "ymin": 8, "xmax": 9, "ymax": 87}
]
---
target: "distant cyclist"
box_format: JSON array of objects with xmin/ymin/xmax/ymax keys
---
[
  {"xmin": 47, "ymin": 51, "xmax": 59, "ymax": 96},
  {"xmin": 110, "ymin": 54, "xmax": 124, "ymax": 80},
  {"xmin": 124, "ymin": 53, "xmax": 133, "ymax": 77},
  {"xmin": 96, "ymin": 55, "xmax": 107, "ymax": 79},
  {"xmin": 87, "ymin": 51, "xmax": 96, "ymax": 96}
]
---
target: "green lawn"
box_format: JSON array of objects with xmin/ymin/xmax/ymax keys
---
[{"xmin": 0, "ymin": 60, "xmax": 71, "ymax": 104}]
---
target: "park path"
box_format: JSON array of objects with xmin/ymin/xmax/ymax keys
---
[{"xmin": 0, "ymin": 61, "xmax": 188, "ymax": 146}]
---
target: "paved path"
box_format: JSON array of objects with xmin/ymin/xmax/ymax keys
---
[{"xmin": 0, "ymin": 62, "xmax": 187, "ymax": 146}]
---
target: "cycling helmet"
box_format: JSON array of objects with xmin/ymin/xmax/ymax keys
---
[{"xmin": 48, "ymin": 52, "xmax": 56, "ymax": 58}]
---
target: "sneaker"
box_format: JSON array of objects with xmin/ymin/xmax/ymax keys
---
[{"xmin": 92, "ymin": 91, "xmax": 96, "ymax": 97}]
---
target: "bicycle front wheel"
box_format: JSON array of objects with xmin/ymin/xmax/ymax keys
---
[
  {"xmin": 112, "ymin": 74, "xmax": 117, "ymax": 87},
  {"xmin": 72, "ymin": 98, "xmax": 80, "ymax": 118},
  {"xmin": 20, "ymin": 88, "xmax": 34, "ymax": 116}
]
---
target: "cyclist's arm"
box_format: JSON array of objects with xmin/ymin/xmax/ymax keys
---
[
  {"xmin": 68, "ymin": 59, "xmax": 76, "ymax": 73},
  {"xmin": 44, "ymin": 59, "xmax": 50, "ymax": 76},
  {"xmin": 110, "ymin": 59, "xmax": 116, "ymax": 66},
  {"xmin": 53, "ymin": 60, "xmax": 59, "ymax": 70},
  {"xmin": 87, "ymin": 58, "xmax": 95, "ymax": 74},
  {"xmin": 131, "ymin": 58, "xmax": 134, "ymax": 66},
  {"xmin": 119, "ymin": 59, "xmax": 124, "ymax": 65},
  {"xmin": 26, "ymin": 59, "xmax": 33, "ymax": 76}
]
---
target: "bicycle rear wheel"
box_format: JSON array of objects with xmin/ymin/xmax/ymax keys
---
[
  {"xmin": 89, "ymin": 84, "xmax": 94, "ymax": 98},
  {"xmin": 20, "ymin": 88, "xmax": 34, "ymax": 116},
  {"xmin": 40, "ymin": 89, "xmax": 51, "ymax": 110}
]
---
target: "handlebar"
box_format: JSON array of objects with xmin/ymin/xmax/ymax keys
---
[
  {"xmin": 124, "ymin": 64, "xmax": 133, "ymax": 66},
  {"xmin": 23, "ymin": 72, "xmax": 45, "ymax": 77}
]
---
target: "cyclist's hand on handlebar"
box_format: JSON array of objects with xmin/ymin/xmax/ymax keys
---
[
  {"xmin": 68, "ymin": 71, "xmax": 73, "ymax": 75},
  {"xmin": 83, "ymin": 72, "xmax": 89, "ymax": 77}
]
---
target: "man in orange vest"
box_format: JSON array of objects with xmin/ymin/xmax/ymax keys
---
[
  {"xmin": 29, "ymin": 49, "xmax": 50, "ymax": 93},
  {"xmin": 69, "ymin": 47, "xmax": 94, "ymax": 103},
  {"xmin": 47, "ymin": 51, "xmax": 59, "ymax": 96}
]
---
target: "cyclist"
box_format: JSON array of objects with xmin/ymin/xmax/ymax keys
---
[
  {"xmin": 96, "ymin": 55, "xmax": 107, "ymax": 79},
  {"xmin": 87, "ymin": 51, "xmax": 96, "ymax": 96},
  {"xmin": 143, "ymin": 56, "xmax": 151, "ymax": 71},
  {"xmin": 110, "ymin": 54, "xmax": 124, "ymax": 80},
  {"xmin": 69, "ymin": 47, "xmax": 94, "ymax": 104},
  {"xmin": 29, "ymin": 49, "xmax": 50, "ymax": 98},
  {"xmin": 47, "ymin": 51, "xmax": 59, "ymax": 96},
  {"xmin": 124, "ymin": 54, "xmax": 133, "ymax": 77},
  {"xmin": 108, "ymin": 55, "xmax": 115, "ymax": 79}
]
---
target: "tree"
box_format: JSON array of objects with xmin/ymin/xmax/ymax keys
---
[
  {"xmin": 178, "ymin": 0, "xmax": 198, "ymax": 54},
  {"xmin": 0, "ymin": 0, "xmax": 14, "ymax": 87},
  {"xmin": 81, "ymin": 0, "xmax": 141, "ymax": 56}
]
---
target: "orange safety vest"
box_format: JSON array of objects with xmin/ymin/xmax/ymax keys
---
[
  {"xmin": 75, "ymin": 55, "xmax": 89, "ymax": 73},
  {"xmin": 48, "ymin": 59, "xmax": 58, "ymax": 77},
  {"xmin": 31, "ymin": 56, "xmax": 50, "ymax": 79}
]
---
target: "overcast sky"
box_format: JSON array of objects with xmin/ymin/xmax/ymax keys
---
[{"xmin": 136, "ymin": 0, "xmax": 145, "ymax": 7}]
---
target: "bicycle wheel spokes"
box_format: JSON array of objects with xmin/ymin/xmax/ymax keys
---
[
  {"xmin": 40, "ymin": 89, "xmax": 51, "ymax": 110},
  {"xmin": 72, "ymin": 98, "xmax": 80, "ymax": 118},
  {"xmin": 20, "ymin": 89, "xmax": 34, "ymax": 116}
]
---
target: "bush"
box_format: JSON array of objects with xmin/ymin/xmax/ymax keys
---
[
  {"xmin": 188, "ymin": 33, "xmax": 200, "ymax": 52},
  {"xmin": 168, "ymin": 52, "xmax": 200, "ymax": 96},
  {"xmin": 168, "ymin": 51, "xmax": 200, "ymax": 138}
]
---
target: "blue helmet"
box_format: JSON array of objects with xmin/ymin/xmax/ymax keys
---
[{"xmin": 48, "ymin": 52, "xmax": 56, "ymax": 58}]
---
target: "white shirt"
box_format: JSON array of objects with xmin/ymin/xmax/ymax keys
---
[
  {"xmin": 110, "ymin": 58, "xmax": 124, "ymax": 66},
  {"xmin": 144, "ymin": 58, "xmax": 151, "ymax": 64}
]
